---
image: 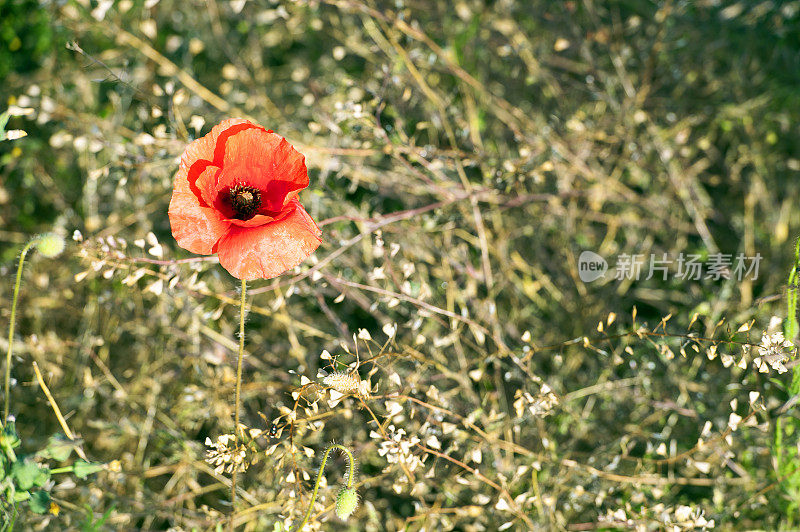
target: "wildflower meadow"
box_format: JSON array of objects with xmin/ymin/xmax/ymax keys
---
[{"xmin": 2, "ymin": 1, "xmax": 800, "ymax": 530}]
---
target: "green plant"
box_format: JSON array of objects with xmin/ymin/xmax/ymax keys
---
[
  {"xmin": 4, "ymin": 234, "xmax": 65, "ymax": 423},
  {"xmin": 0, "ymin": 426, "xmax": 103, "ymax": 526},
  {"xmin": 296, "ymin": 443, "xmax": 359, "ymax": 531},
  {"xmin": 2, "ymin": 235, "xmax": 105, "ymax": 526},
  {"xmin": 80, "ymin": 504, "xmax": 115, "ymax": 532},
  {"xmin": 775, "ymin": 237, "xmax": 800, "ymax": 522}
]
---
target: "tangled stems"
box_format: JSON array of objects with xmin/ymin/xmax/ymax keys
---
[
  {"xmin": 230, "ymin": 279, "xmax": 247, "ymax": 531},
  {"xmin": 297, "ymin": 444, "xmax": 357, "ymax": 531},
  {"xmin": 3, "ymin": 240, "xmax": 36, "ymax": 424}
]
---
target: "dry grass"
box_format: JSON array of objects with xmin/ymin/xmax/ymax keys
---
[{"xmin": 2, "ymin": 0, "xmax": 800, "ymax": 530}]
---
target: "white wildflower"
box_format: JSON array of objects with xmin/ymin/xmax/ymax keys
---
[
  {"xmin": 372, "ymin": 425, "xmax": 425, "ymax": 472},
  {"xmin": 753, "ymin": 332, "xmax": 794, "ymax": 374},
  {"xmin": 204, "ymin": 434, "xmax": 247, "ymax": 475},
  {"xmin": 513, "ymin": 386, "xmax": 559, "ymax": 418}
]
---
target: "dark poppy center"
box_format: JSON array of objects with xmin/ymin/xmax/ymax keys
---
[{"xmin": 228, "ymin": 185, "xmax": 262, "ymax": 220}]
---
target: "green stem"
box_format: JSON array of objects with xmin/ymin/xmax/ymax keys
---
[
  {"xmin": 229, "ymin": 279, "xmax": 247, "ymax": 532},
  {"xmin": 4, "ymin": 239, "xmax": 36, "ymax": 425},
  {"xmin": 775, "ymin": 236, "xmax": 800, "ymax": 521},
  {"xmin": 786, "ymin": 237, "xmax": 800, "ymax": 341},
  {"xmin": 297, "ymin": 444, "xmax": 356, "ymax": 531}
]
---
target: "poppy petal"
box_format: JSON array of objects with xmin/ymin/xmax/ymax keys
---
[
  {"xmin": 226, "ymin": 210, "xmax": 289, "ymax": 228},
  {"xmin": 168, "ymin": 166, "xmax": 231, "ymax": 255},
  {"xmin": 179, "ymin": 118, "xmax": 255, "ymax": 172},
  {"xmin": 192, "ymin": 163, "xmax": 222, "ymax": 207},
  {"xmin": 215, "ymin": 201, "xmax": 322, "ymax": 280},
  {"xmin": 216, "ymin": 129, "xmax": 309, "ymax": 212}
]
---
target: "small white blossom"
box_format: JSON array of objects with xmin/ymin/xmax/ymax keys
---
[
  {"xmin": 372, "ymin": 425, "xmax": 425, "ymax": 472},
  {"xmin": 753, "ymin": 332, "xmax": 794, "ymax": 374},
  {"xmin": 205, "ymin": 434, "xmax": 247, "ymax": 475},
  {"xmin": 513, "ymin": 386, "xmax": 559, "ymax": 418}
]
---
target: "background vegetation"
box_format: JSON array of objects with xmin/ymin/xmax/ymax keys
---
[{"xmin": 2, "ymin": 0, "xmax": 800, "ymax": 529}]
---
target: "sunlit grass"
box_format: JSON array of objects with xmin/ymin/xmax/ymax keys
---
[{"xmin": 2, "ymin": 0, "xmax": 800, "ymax": 529}]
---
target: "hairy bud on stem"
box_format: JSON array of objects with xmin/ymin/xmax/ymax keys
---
[{"xmin": 296, "ymin": 443, "xmax": 359, "ymax": 530}]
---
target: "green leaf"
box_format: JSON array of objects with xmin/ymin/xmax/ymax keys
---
[
  {"xmin": 73, "ymin": 460, "xmax": 103, "ymax": 479},
  {"xmin": 11, "ymin": 459, "xmax": 50, "ymax": 490},
  {"xmin": 81, "ymin": 504, "xmax": 115, "ymax": 532},
  {"xmin": 39, "ymin": 435, "xmax": 74, "ymax": 462},
  {"xmin": 28, "ymin": 490, "xmax": 50, "ymax": 514},
  {"xmin": 0, "ymin": 422, "xmax": 21, "ymax": 450}
]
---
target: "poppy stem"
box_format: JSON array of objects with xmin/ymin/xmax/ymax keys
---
[
  {"xmin": 4, "ymin": 239, "xmax": 36, "ymax": 425},
  {"xmin": 297, "ymin": 444, "xmax": 357, "ymax": 531},
  {"xmin": 230, "ymin": 278, "xmax": 247, "ymax": 531}
]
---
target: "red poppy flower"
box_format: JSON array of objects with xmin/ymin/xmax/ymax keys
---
[{"xmin": 168, "ymin": 118, "xmax": 321, "ymax": 280}]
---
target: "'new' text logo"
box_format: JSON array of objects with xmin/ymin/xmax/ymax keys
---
[{"xmin": 578, "ymin": 251, "xmax": 608, "ymax": 282}]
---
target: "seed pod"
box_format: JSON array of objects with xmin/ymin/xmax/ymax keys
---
[
  {"xmin": 335, "ymin": 487, "xmax": 359, "ymax": 520},
  {"xmin": 36, "ymin": 233, "xmax": 65, "ymax": 258}
]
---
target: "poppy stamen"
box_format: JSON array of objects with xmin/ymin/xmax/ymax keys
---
[{"xmin": 228, "ymin": 185, "xmax": 262, "ymax": 220}]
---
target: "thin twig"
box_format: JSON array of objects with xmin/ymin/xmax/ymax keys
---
[{"xmin": 31, "ymin": 361, "xmax": 88, "ymax": 461}]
